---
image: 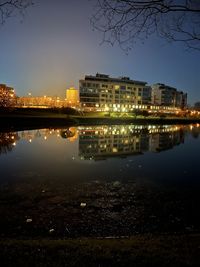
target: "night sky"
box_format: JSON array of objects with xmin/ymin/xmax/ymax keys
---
[{"xmin": 0, "ymin": 0, "xmax": 199, "ymax": 104}]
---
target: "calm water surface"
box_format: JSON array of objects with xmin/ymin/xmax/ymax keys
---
[{"xmin": 0, "ymin": 124, "xmax": 200, "ymax": 238}]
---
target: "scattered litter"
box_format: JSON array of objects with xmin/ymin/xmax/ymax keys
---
[
  {"xmin": 26, "ymin": 218, "xmax": 32, "ymax": 223},
  {"xmin": 66, "ymin": 227, "xmax": 70, "ymax": 233},
  {"xmin": 49, "ymin": 228, "xmax": 55, "ymax": 233},
  {"xmin": 80, "ymin": 203, "xmax": 87, "ymax": 207},
  {"xmin": 113, "ymin": 181, "xmax": 121, "ymax": 187}
]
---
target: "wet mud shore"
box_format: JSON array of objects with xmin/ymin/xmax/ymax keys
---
[{"xmin": 0, "ymin": 179, "xmax": 200, "ymax": 266}]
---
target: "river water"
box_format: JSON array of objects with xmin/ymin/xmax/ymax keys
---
[{"xmin": 0, "ymin": 124, "xmax": 200, "ymax": 238}]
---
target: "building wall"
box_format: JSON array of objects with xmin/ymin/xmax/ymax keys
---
[
  {"xmin": 152, "ymin": 83, "xmax": 187, "ymax": 109},
  {"xmin": 79, "ymin": 74, "xmax": 152, "ymax": 111},
  {"xmin": 66, "ymin": 87, "xmax": 79, "ymax": 107}
]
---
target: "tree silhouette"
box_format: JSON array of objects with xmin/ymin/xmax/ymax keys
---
[
  {"xmin": 0, "ymin": 0, "xmax": 33, "ymax": 24},
  {"xmin": 91, "ymin": 0, "xmax": 200, "ymax": 51},
  {"xmin": 0, "ymin": 85, "xmax": 16, "ymax": 108},
  {"xmin": 0, "ymin": 132, "xmax": 18, "ymax": 154}
]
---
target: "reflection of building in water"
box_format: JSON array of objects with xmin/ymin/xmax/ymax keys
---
[
  {"xmin": 78, "ymin": 125, "xmax": 150, "ymax": 160},
  {"xmin": 4, "ymin": 128, "xmax": 78, "ymax": 147},
  {"xmin": 190, "ymin": 124, "xmax": 200, "ymax": 139},
  {"xmin": 78, "ymin": 125, "xmax": 185, "ymax": 160},
  {"xmin": 18, "ymin": 129, "xmax": 62, "ymax": 142},
  {"xmin": 1, "ymin": 124, "xmax": 199, "ymax": 156},
  {"xmin": 149, "ymin": 130, "xmax": 184, "ymax": 152},
  {"xmin": 60, "ymin": 127, "xmax": 78, "ymax": 142}
]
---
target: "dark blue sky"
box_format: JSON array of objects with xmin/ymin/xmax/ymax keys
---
[{"xmin": 0, "ymin": 0, "xmax": 199, "ymax": 104}]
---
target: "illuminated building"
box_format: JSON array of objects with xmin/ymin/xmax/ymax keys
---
[
  {"xmin": 152, "ymin": 83, "xmax": 187, "ymax": 109},
  {"xmin": 16, "ymin": 96, "xmax": 67, "ymax": 108},
  {"xmin": 79, "ymin": 73, "xmax": 152, "ymax": 111},
  {"xmin": 66, "ymin": 87, "xmax": 79, "ymax": 107}
]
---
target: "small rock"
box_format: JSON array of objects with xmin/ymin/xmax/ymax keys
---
[{"xmin": 80, "ymin": 203, "xmax": 87, "ymax": 207}]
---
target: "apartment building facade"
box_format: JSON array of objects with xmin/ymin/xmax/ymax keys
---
[
  {"xmin": 79, "ymin": 73, "xmax": 152, "ymax": 111},
  {"xmin": 152, "ymin": 83, "xmax": 187, "ymax": 109}
]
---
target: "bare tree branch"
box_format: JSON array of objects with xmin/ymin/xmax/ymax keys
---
[
  {"xmin": 91, "ymin": 0, "xmax": 200, "ymax": 51},
  {"xmin": 0, "ymin": 0, "xmax": 34, "ymax": 24}
]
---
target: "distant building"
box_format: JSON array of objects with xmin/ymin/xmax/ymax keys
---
[
  {"xmin": 16, "ymin": 96, "xmax": 67, "ymax": 108},
  {"xmin": 151, "ymin": 83, "xmax": 187, "ymax": 109},
  {"xmin": 79, "ymin": 73, "xmax": 152, "ymax": 111},
  {"xmin": 194, "ymin": 102, "xmax": 200, "ymax": 110},
  {"xmin": 66, "ymin": 87, "xmax": 79, "ymax": 107}
]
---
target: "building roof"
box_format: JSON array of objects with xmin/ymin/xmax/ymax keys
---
[{"xmin": 82, "ymin": 73, "xmax": 147, "ymax": 86}]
